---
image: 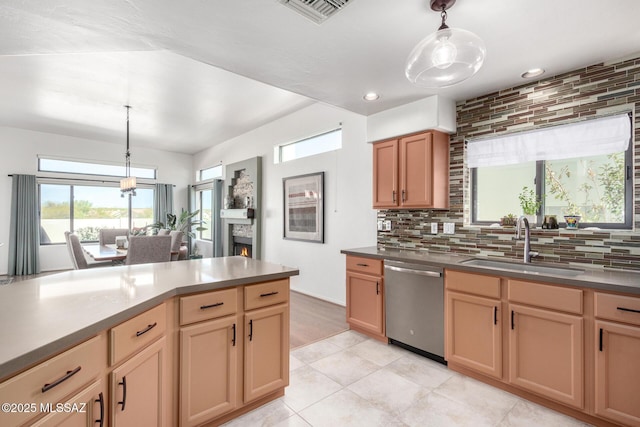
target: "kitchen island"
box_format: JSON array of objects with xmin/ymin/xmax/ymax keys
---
[{"xmin": 0, "ymin": 256, "xmax": 299, "ymax": 426}]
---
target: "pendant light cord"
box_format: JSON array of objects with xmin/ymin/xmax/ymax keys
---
[
  {"xmin": 125, "ymin": 105, "xmax": 131, "ymax": 179},
  {"xmin": 438, "ymin": 8, "xmax": 449, "ymax": 30}
]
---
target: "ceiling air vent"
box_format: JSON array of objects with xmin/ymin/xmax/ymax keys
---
[{"xmin": 278, "ymin": 0, "xmax": 353, "ymax": 24}]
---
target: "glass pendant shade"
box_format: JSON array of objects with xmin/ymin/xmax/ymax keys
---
[{"xmin": 405, "ymin": 27, "xmax": 486, "ymax": 88}]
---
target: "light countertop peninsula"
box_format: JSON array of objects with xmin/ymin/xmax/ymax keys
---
[{"xmin": 0, "ymin": 256, "xmax": 299, "ymax": 380}]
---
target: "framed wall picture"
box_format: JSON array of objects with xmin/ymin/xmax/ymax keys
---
[{"xmin": 283, "ymin": 172, "xmax": 324, "ymax": 243}]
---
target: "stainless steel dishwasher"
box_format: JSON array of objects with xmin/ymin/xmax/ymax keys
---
[{"xmin": 384, "ymin": 260, "xmax": 445, "ymax": 363}]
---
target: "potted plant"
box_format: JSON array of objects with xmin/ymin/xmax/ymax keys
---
[
  {"xmin": 563, "ymin": 205, "xmax": 582, "ymax": 230},
  {"xmin": 500, "ymin": 213, "xmax": 518, "ymax": 227},
  {"xmin": 149, "ymin": 209, "xmax": 207, "ymax": 239},
  {"xmin": 518, "ymin": 186, "xmax": 542, "ymax": 223}
]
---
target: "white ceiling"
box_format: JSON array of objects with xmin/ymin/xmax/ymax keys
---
[{"xmin": 1, "ymin": 0, "xmax": 639, "ymax": 155}]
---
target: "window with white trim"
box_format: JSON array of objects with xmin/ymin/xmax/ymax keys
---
[
  {"xmin": 38, "ymin": 156, "xmax": 157, "ymax": 244},
  {"xmin": 470, "ymin": 114, "xmax": 633, "ymax": 229},
  {"xmin": 274, "ymin": 128, "xmax": 342, "ymax": 163}
]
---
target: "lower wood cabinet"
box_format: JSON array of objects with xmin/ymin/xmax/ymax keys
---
[
  {"xmin": 444, "ymin": 270, "xmax": 640, "ymax": 426},
  {"xmin": 244, "ymin": 303, "xmax": 289, "ymax": 403},
  {"xmin": 0, "ymin": 278, "xmax": 293, "ymax": 427},
  {"xmin": 346, "ymin": 271, "xmax": 384, "ymax": 337},
  {"xmin": 446, "ymin": 291, "xmax": 502, "ymax": 379},
  {"xmin": 180, "ymin": 316, "xmax": 239, "ymax": 426},
  {"xmin": 508, "ymin": 303, "xmax": 583, "ymax": 409},
  {"xmin": 111, "ymin": 336, "xmax": 167, "ymax": 427},
  {"xmin": 178, "ymin": 279, "xmax": 290, "ymax": 426},
  {"xmin": 345, "ymin": 255, "xmax": 385, "ymax": 341},
  {"xmin": 594, "ymin": 320, "xmax": 640, "ymax": 426},
  {"xmin": 0, "ymin": 335, "xmax": 106, "ymax": 427},
  {"xmin": 31, "ymin": 380, "xmax": 105, "ymax": 427},
  {"xmin": 594, "ymin": 290, "xmax": 640, "ymax": 427}
]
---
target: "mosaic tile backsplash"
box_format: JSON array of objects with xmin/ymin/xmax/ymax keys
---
[{"xmin": 377, "ymin": 56, "xmax": 640, "ymax": 271}]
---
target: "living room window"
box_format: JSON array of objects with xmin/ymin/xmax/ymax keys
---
[{"xmin": 39, "ymin": 184, "xmax": 154, "ymax": 244}]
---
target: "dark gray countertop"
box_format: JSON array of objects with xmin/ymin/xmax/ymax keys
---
[
  {"xmin": 0, "ymin": 257, "xmax": 299, "ymax": 380},
  {"xmin": 342, "ymin": 246, "xmax": 640, "ymax": 295}
]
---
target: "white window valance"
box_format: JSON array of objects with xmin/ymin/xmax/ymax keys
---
[{"xmin": 466, "ymin": 114, "xmax": 631, "ymax": 168}]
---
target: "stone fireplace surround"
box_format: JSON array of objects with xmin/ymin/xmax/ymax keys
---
[{"xmin": 222, "ymin": 157, "xmax": 262, "ymax": 259}]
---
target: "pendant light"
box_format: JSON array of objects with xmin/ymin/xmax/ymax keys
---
[
  {"xmin": 120, "ymin": 105, "xmax": 137, "ymax": 197},
  {"xmin": 405, "ymin": 0, "xmax": 485, "ymax": 88}
]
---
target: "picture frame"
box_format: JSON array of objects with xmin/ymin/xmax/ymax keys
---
[{"xmin": 283, "ymin": 172, "xmax": 324, "ymax": 243}]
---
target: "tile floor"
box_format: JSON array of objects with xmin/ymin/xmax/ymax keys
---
[{"xmin": 223, "ymin": 331, "xmax": 592, "ymax": 427}]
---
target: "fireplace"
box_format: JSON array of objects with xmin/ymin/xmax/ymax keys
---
[{"xmin": 233, "ymin": 236, "xmax": 252, "ymax": 257}]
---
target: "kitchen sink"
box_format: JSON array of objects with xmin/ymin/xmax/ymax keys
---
[{"xmin": 460, "ymin": 258, "xmax": 584, "ymax": 277}]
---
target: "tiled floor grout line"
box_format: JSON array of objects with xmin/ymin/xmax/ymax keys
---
[{"xmin": 224, "ymin": 331, "xmax": 592, "ymax": 426}]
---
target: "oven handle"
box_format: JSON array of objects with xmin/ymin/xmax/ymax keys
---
[{"xmin": 384, "ymin": 265, "xmax": 442, "ymax": 278}]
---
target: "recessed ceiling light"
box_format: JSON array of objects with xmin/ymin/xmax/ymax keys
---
[
  {"xmin": 521, "ymin": 68, "xmax": 545, "ymax": 79},
  {"xmin": 363, "ymin": 92, "xmax": 380, "ymax": 101}
]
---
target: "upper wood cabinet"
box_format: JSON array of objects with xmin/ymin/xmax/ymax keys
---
[{"xmin": 373, "ymin": 130, "xmax": 449, "ymax": 209}]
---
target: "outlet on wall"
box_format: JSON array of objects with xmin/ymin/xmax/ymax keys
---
[
  {"xmin": 377, "ymin": 220, "xmax": 383, "ymax": 231},
  {"xmin": 384, "ymin": 220, "xmax": 392, "ymax": 231},
  {"xmin": 431, "ymin": 222, "xmax": 438, "ymax": 234},
  {"xmin": 444, "ymin": 223, "xmax": 455, "ymax": 234}
]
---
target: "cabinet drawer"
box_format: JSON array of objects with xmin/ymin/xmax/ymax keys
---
[
  {"xmin": 180, "ymin": 287, "xmax": 237, "ymax": 326},
  {"xmin": 0, "ymin": 335, "xmax": 105, "ymax": 427},
  {"xmin": 245, "ymin": 279, "xmax": 289, "ymax": 311},
  {"xmin": 445, "ymin": 269, "xmax": 500, "ymax": 299},
  {"xmin": 508, "ymin": 280, "xmax": 582, "ymax": 315},
  {"xmin": 110, "ymin": 303, "xmax": 166, "ymax": 366},
  {"xmin": 346, "ymin": 256, "xmax": 383, "ymax": 276},
  {"xmin": 595, "ymin": 292, "xmax": 640, "ymax": 326}
]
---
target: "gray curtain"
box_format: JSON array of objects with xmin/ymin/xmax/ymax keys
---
[
  {"xmin": 154, "ymin": 183, "xmax": 174, "ymax": 225},
  {"xmin": 8, "ymin": 175, "xmax": 40, "ymax": 276}
]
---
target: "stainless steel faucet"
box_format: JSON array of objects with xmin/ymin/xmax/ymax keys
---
[{"xmin": 516, "ymin": 216, "xmax": 539, "ymax": 263}]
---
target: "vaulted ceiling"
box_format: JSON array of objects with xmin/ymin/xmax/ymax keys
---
[{"xmin": 1, "ymin": 0, "xmax": 639, "ymax": 154}]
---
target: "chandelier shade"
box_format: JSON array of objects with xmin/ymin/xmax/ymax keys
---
[{"xmin": 405, "ymin": 0, "xmax": 485, "ymax": 88}]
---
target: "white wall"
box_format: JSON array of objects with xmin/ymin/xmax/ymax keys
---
[
  {"xmin": 194, "ymin": 103, "xmax": 377, "ymax": 305},
  {"xmin": 0, "ymin": 126, "xmax": 193, "ymax": 274},
  {"xmin": 367, "ymin": 95, "xmax": 456, "ymax": 142}
]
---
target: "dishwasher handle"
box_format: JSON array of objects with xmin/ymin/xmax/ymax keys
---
[{"xmin": 384, "ymin": 265, "xmax": 442, "ymax": 278}]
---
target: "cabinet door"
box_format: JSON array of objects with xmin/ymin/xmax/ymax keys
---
[
  {"xmin": 346, "ymin": 271, "xmax": 384, "ymax": 337},
  {"xmin": 509, "ymin": 304, "xmax": 583, "ymax": 409},
  {"xmin": 111, "ymin": 337, "xmax": 167, "ymax": 427},
  {"xmin": 31, "ymin": 380, "xmax": 106, "ymax": 427},
  {"xmin": 244, "ymin": 304, "xmax": 289, "ymax": 403},
  {"xmin": 595, "ymin": 320, "xmax": 640, "ymax": 426},
  {"xmin": 180, "ymin": 316, "xmax": 238, "ymax": 426},
  {"xmin": 373, "ymin": 139, "xmax": 398, "ymax": 208},
  {"xmin": 400, "ymin": 132, "xmax": 433, "ymax": 207},
  {"xmin": 445, "ymin": 291, "xmax": 502, "ymax": 379}
]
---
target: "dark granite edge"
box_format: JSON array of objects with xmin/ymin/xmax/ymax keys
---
[
  {"xmin": 342, "ymin": 247, "xmax": 640, "ymax": 295},
  {"xmin": 0, "ymin": 269, "xmax": 299, "ymax": 382}
]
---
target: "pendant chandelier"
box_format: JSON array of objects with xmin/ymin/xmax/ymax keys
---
[
  {"xmin": 405, "ymin": 0, "xmax": 485, "ymax": 88},
  {"xmin": 120, "ymin": 105, "xmax": 137, "ymax": 197}
]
